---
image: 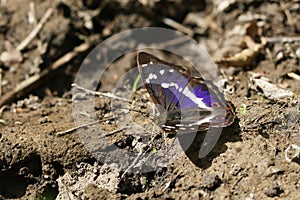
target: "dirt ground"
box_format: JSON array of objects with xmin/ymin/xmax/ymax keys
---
[{"xmin": 0, "ymin": 0, "xmax": 299, "ymax": 199}]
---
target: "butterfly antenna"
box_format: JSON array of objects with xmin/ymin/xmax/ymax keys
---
[{"xmin": 112, "ymin": 105, "xmax": 156, "ymax": 120}]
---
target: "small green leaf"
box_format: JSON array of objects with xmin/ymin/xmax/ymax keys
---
[
  {"xmin": 152, "ymin": 146, "xmax": 157, "ymax": 153},
  {"xmin": 240, "ymin": 104, "xmax": 247, "ymax": 115}
]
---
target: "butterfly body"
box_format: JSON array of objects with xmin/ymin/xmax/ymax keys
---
[{"xmin": 137, "ymin": 52, "xmax": 235, "ymax": 133}]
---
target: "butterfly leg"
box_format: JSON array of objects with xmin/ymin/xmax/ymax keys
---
[{"xmin": 163, "ymin": 131, "xmax": 168, "ymax": 147}]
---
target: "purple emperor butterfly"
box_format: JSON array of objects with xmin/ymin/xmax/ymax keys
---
[{"xmin": 137, "ymin": 52, "xmax": 235, "ymax": 133}]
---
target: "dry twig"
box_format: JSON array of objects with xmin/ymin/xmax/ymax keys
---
[
  {"xmin": 0, "ymin": 105, "xmax": 7, "ymax": 118},
  {"xmin": 279, "ymin": 1, "xmax": 293, "ymax": 26},
  {"xmin": 263, "ymin": 36, "xmax": 300, "ymax": 43},
  {"xmin": 72, "ymin": 83, "xmax": 130, "ymax": 102},
  {"xmin": 287, "ymin": 72, "xmax": 300, "ymax": 81},
  {"xmin": 56, "ymin": 121, "xmax": 99, "ymax": 136},
  {"xmin": 16, "ymin": 8, "xmax": 53, "ymax": 51},
  {"xmin": 0, "ymin": 69, "xmax": 2, "ymax": 97},
  {"xmin": 0, "ymin": 35, "xmax": 100, "ymax": 107},
  {"xmin": 56, "ymin": 117, "xmax": 114, "ymax": 136},
  {"xmin": 162, "ymin": 18, "xmax": 194, "ymax": 37}
]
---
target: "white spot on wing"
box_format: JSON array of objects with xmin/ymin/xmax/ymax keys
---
[
  {"xmin": 170, "ymin": 82, "xmax": 179, "ymax": 89},
  {"xmin": 175, "ymin": 124, "xmax": 184, "ymax": 127},
  {"xmin": 182, "ymin": 87, "xmax": 211, "ymax": 109},
  {"xmin": 145, "ymin": 73, "xmax": 158, "ymax": 83},
  {"xmin": 188, "ymin": 116, "xmax": 212, "ymax": 126},
  {"xmin": 141, "ymin": 64, "xmax": 148, "ymax": 68},
  {"xmin": 164, "ymin": 125, "xmax": 175, "ymax": 129},
  {"xmin": 159, "ymin": 70, "xmax": 165, "ymax": 75},
  {"xmin": 169, "ymin": 69, "xmax": 174, "ymax": 72},
  {"xmin": 161, "ymin": 82, "xmax": 180, "ymax": 91},
  {"xmin": 161, "ymin": 83, "xmax": 170, "ymax": 88}
]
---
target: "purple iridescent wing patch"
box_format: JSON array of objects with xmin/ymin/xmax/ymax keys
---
[{"xmin": 137, "ymin": 52, "xmax": 235, "ymax": 132}]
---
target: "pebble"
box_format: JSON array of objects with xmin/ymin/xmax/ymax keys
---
[
  {"xmin": 265, "ymin": 182, "xmax": 282, "ymax": 197},
  {"xmin": 200, "ymin": 173, "xmax": 221, "ymax": 190}
]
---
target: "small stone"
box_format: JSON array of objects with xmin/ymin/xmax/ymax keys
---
[
  {"xmin": 0, "ymin": 49, "xmax": 23, "ymax": 66},
  {"xmin": 200, "ymin": 173, "xmax": 222, "ymax": 190},
  {"xmin": 285, "ymin": 144, "xmax": 300, "ymax": 163},
  {"xmin": 275, "ymin": 50, "xmax": 285, "ymax": 63},
  {"xmin": 265, "ymin": 182, "xmax": 283, "ymax": 197},
  {"xmin": 44, "ymin": 175, "xmax": 50, "ymax": 180},
  {"xmin": 39, "ymin": 116, "xmax": 51, "ymax": 124},
  {"xmin": 230, "ymin": 164, "xmax": 242, "ymax": 176},
  {"xmin": 264, "ymin": 166, "xmax": 284, "ymax": 177}
]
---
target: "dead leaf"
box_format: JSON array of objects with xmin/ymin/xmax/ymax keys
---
[
  {"xmin": 250, "ymin": 77, "xmax": 294, "ymax": 100},
  {"xmin": 245, "ymin": 20, "xmax": 258, "ymax": 39},
  {"xmin": 216, "ymin": 43, "xmax": 263, "ymax": 68}
]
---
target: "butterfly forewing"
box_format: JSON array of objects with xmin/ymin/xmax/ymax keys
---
[{"xmin": 137, "ymin": 53, "xmax": 191, "ymax": 111}]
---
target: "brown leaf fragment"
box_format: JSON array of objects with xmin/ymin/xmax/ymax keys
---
[
  {"xmin": 250, "ymin": 78, "xmax": 294, "ymax": 100},
  {"xmin": 245, "ymin": 20, "xmax": 258, "ymax": 39},
  {"xmin": 216, "ymin": 43, "xmax": 263, "ymax": 68}
]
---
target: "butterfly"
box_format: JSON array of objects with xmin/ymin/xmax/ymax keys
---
[{"xmin": 137, "ymin": 52, "xmax": 235, "ymax": 133}]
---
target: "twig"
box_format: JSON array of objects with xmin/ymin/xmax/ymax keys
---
[
  {"xmin": 155, "ymin": 36, "xmax": 191, "ymax": 49},
  {"xmin": 56, "ymin": 121, "xmax": 99, "ymax": 136},
  {"xmin": 121, "ymin": 151, "xmax": 143, "ymax": 179},
  {"xmin": 287, "ymin": 72, "xmax": 300, "ymax": 80},
  {"xmin": 121, "ymin": 127, "xmax": 160, "ymax": 179},
  {"xmin": 279, "ymin": 1, "xmax": 293, "ymax": 26},
  {"xmin": 0, "ymin": 68, "xmax": 2, "ymax": 97},
  {"xmin": 264, "ymin": 47, "xmax": 275, "ymax": 69},
  {"xmin": 0, "ymin": 35, "xmax": 100, "ymax": 107},
  {"xmin": 72, "ymin": 83, "xmax": 131, "ymax": 102},
  {"xmin": 28, "ymin": 2, "xmax": 37, "ymax": 25},
  {"xmin": 105, "ymin": 128, "xmax": 127, "ymax": 137},
  {"xmin": 16, "ymin": 8, "xmax": 53, "ymax": 51},
  {"xmin": 162, "ymin": 18, "xmax": 194, "ymax": 37},
  {"xmin": 56, "ymin": 117, "xmax": 114, "ymax": 136},
  {"xmin": 263, "ymin": 36, "xmax": 300, "ymax": 43},
  {"xmin": 0, "ymin": 105, "xmax": 7, "ymax": 118}
]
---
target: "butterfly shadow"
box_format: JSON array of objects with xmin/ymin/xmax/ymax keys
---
[{"xmin": 177, "ymin": 118, "xmax": 242, "ymax": 169}]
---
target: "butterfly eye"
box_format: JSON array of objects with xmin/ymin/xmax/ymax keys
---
[{"xmin": 212, "ymin": 102, "xmax": 221, "ymax": 108}]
